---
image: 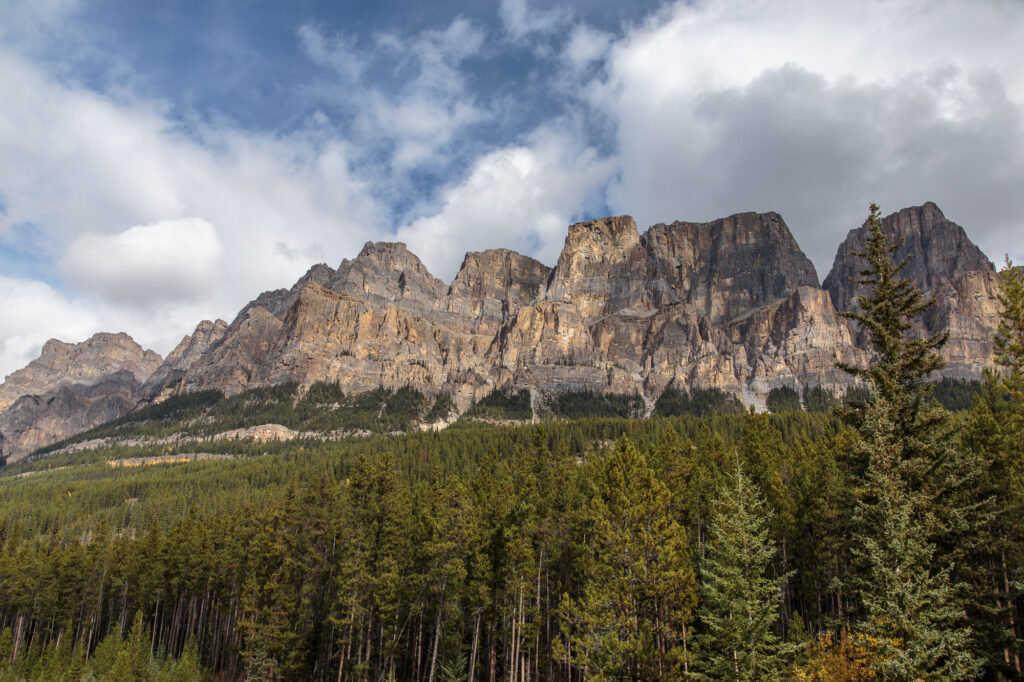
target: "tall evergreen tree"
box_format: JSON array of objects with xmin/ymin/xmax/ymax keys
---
[
  {"xmin": 559, "ymin": 436, "xmax": 696, "ymax": 680},
  {"xmin": 959, "ymin": 257, "xmax": 1024, "ymax": 674},
  {"xmin": 838, "ymin": 203, "xmax": 981, "ymax": 679},
  {"xmin": 697, "ymin": 462, "xmax": 791, "ymax": 681},
  {"xmin": 994, "ymin": 257, "xmax": 1024, "ymax": 384}
]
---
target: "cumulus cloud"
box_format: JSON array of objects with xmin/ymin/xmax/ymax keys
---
[
  {"xmin": 395, "ymin": 123, "xmax": 615, "ymax": 280},
  {"xmin": 0, "ymin": 275, "xmax": 98, "ymax": 383},
  {"xmin": 562, "ymin": 24, "xmax": 611, "ymax": 73},
  {"xmin": 593, "ymin": 0, "xmax": 1024, "ymax": 272},
  {"xmin": 0, "ymin": 48, "xmax": 382, "ymax": 378},
  {"xmin": 61, "ymin": 218, "xmax": 223, "ymax": 303}
]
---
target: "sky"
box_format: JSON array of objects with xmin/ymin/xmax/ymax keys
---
[{"xmin": 1, "ymin": 0, "xmax": 1023, "ymax": 380}]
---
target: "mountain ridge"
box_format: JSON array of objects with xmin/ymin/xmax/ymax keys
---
[{"xmin": 0, "ymin": 202, "xmax": 1005, "ymax": 461}]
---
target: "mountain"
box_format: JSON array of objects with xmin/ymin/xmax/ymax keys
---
[
  {"xmin": 0, "ymin": 202, "xmax": 1004, "ymax": 460},
  {"xmin": 133, "ymin": 203, "xmax": 1006, "ymax": 409},
  {"xmin": 0, "ymin": 333, "xmax": 161, "ymax": 460},
  {"xmin": 823, "ymin": 202, "xmax": 1002, "ymax": 377}
]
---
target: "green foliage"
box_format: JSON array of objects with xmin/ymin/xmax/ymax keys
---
[
  {"xmin": 654, "ymin": 387, "xmax": 745, "ymax": 417},
  {"xmin": 697, "ymin": 463, "xmax": 792, "ymax": 680},
  {"xmin": 38, "ymin": 383, "xmax": 433, "ymax": 456},
  {"xmin": 842, "ymin": 385, "xmax": 872, "ymax": 407},
  {"xmin": 994, "ymin": 258, "xmax": 1024, "ymax": 380},
  {"xmin": 541, "ymin": 390, "xmax": 644, "ymax": 419},
  {"xmin": 838, "ymin": 203, "xmax": 983, "ymax": 679},
  {"xmin": 766, "ymin": 386, "xmax": 802, "ymax": 413},
  {"xmin": 425, "ymin": 392, "xmax": 457, "ymax": 422},
  {"xmin": 930, "ymin": 377, "xmax": 982, "ymax": 411},
  {"xmin": 802, "ymin": 385, "xmax": 840, "ymax": 413},
  {"xmin": 559, "ymin": 437, "xmax": 696, "ymax": 679},
  {"xmin": 0, "ymin": 338, "xmax": 1017, "ymax": 682},
  {"xmin": 461, "ymin": 387, "xmax": 532, "ymax": 421}
]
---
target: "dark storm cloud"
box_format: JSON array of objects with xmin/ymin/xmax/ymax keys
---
[{"xmin": 685, "ymin": 66, "xmax": 1024, "ymax": 273}]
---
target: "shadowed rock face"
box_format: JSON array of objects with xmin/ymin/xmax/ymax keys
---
[
  {"xmin": 0, "ymin": 333, "xmax": 162, "ymax": 461},
  {"xmin": 5, "ymin": 202, "xmax": 998, "ymax": 454},
  {"xmin": 140, "ymin": 319, "xmax": 229, "ymax": 403},
  {"xmin": 823, "ymin": 202, "xmax": 999, "ymax": 374},
  {"xmin": 643, "ymin": 212, "xmax": 820, "ymax": 323},
  {"xmin": 0, "ymin": 372, "xmax": 141, "ymax": 461},
  {"xmin": 0, "ymin": 332, "xmax": 161, "ymax": 412}
]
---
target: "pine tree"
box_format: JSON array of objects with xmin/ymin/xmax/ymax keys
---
[
  {"xmin": 107, "ymin": 610, "xmax": 153, "ymax": 681},
  {"xmin": 559, "ymin": 436, "xmax": 696, "ymax": 680},
  {"xmin": 838, "ymin": 203, "xmax": 981, "ymax": 679},
  {"xmin": 696, "ymin": 462, "xmax": 791, "ymax": 681},
  {"xmin": 958, "ymin": 257, "xmax": 1024, "ymax": 674},
  {"xmin": 994, "ymin": 256, "xmax": 1024, "ymax": 384}
]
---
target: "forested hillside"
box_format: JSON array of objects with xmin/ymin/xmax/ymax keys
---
[{"xmin": 0, "ymin": 215, "xmax": 1022, "ymax": 680}]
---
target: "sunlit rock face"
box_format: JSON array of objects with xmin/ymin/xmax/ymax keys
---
[{"xmin": 5, "ymin": 202, "xmax": 997, "ymax": 456}]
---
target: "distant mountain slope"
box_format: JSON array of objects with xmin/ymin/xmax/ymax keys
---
[{"xmin": 0, "ymin": 333, "xmax": 161, "ymax": 461}]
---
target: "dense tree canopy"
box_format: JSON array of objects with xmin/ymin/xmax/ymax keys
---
[{"xmin": 0, "ymin": 207, "xmax": 1021, "ymax": 680}]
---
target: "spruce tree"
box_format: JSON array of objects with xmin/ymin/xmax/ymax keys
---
[
  {"xmin": 559, "ymin": 436, "xmax": 696, "ymax": 680},
  {"xmin": 959, "ymin": 257, "xmax": 1024, "ymax": 674},
  {"xmin": 697, "ymin": 462, "xmax": 791, "ymax": 681},
  {"xmin": 838, "ymin": 203, "xmax": 981, "ymax": 679},
  {"xmin": 994, "ymin": 256, "xmax": 1024, "ymax": 383}
]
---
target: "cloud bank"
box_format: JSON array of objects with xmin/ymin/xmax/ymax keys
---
[{"xmin": 1, "ymin": 0, "xmax": 1022, "ymax": 380}]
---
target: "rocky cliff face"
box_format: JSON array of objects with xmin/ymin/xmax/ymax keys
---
[
  {"xmin": 0, "ymin": 332, "xmax": 161, "ymax": 412},
  {"xmin": 2, "ymin": 202, "xmax": 1002, "ymax": 458},
  {"xmin": 174, "ymin": 244, "xmax": 552, "ymax": 409},
  {"xmin": 143, "ymin": 203, "xmax": 996, "ymax": 416},
  {"xmin": 140, "ymin": 319, "xmax": 229, "ymax": 403},
  {"xmin": 644, "ymin": 211, "xmax": 820, "ymax": 322},
  {"xmin": 0, "ymin": 333, "xmax": 161, "ymax": 461},
  {"xmin": 823, "ymin": 203, "xmax": 999, "ymax": 375}
]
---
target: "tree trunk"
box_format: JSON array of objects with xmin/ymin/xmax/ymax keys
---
[
  {"xmin": 427, "ymin": 578, "xmax": 447, "ymax": 682},
  {"xmin": 469, "ymin": 613, "xmax": 481, "ymax": 682}
]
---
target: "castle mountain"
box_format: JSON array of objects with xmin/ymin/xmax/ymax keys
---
[{"xmin": 0, "ymin": 203, "xmax": 1004, "ymax": 461}]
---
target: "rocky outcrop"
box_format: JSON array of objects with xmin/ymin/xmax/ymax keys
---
[
  {"xmin": 0, "ymin": 332, "xmax": 161, "ymax": 412},
  {"xmin": 4, "ymin": 202, "xmax": 999, "ymax": 457},
  {"xmin": 643, "ymin": 212, "xmax": 820, "ymax": 323},
  {"xmin": 140, "ymin": 319, "xmax": 229, "ymax": 403},
  {"xmin": 823, "ymin": 203, "xmax": 999, "ymax": 375},
  {"xmin": 0, "ymin": 333, "xmax": 162, "ymax": 461},
  {"xmin": 0, "ymin": 370, "xmax": 143, "ymax": 462},
  {"xmin": 144, "ymin": 203, "xmax": 999, "ymax": 414},
  {"xmin": 445, "ymin": 249, "xmax": 551, "ymax": 335}
]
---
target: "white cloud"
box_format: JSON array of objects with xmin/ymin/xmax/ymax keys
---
[
  {"xmin": 499, "ymin": 0, "xmax": 570, "ymax": 42},
  {"xmin": 0, "ymin": 275, "xmax": 98, "ymax": 383},
  {"xmin": 563, "ymin": 24, "xmax": 611, "ymax": 72},
  {"xmin": 300, "ymin": 17, "xmax": 488, "ymax": 174},
  {"xmin": 297, "ymin": 23, "xmax": 364, "ymax": 82},
  {"xmin": 396, "ymin": 123, "xmax": 615, "ymax": 280},
  {"xmin": 0, "ymin": 47, "xmax": 383, "ymax": 378},
  {"xmin": 590, "ymin": 0, "xmax": 1024, "ymax": 272},
  {"xmin": 0, "ymin": 274, "xmax": 234, "ymax": 383},
  {"xmin": 61, "ymin": 218, "xmax": 222, "ymax": 303}
]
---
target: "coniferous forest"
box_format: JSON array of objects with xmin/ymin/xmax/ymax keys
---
[{"xmin": 1, "ymin": 209, "xmax": 1023, "ymax": 680}]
